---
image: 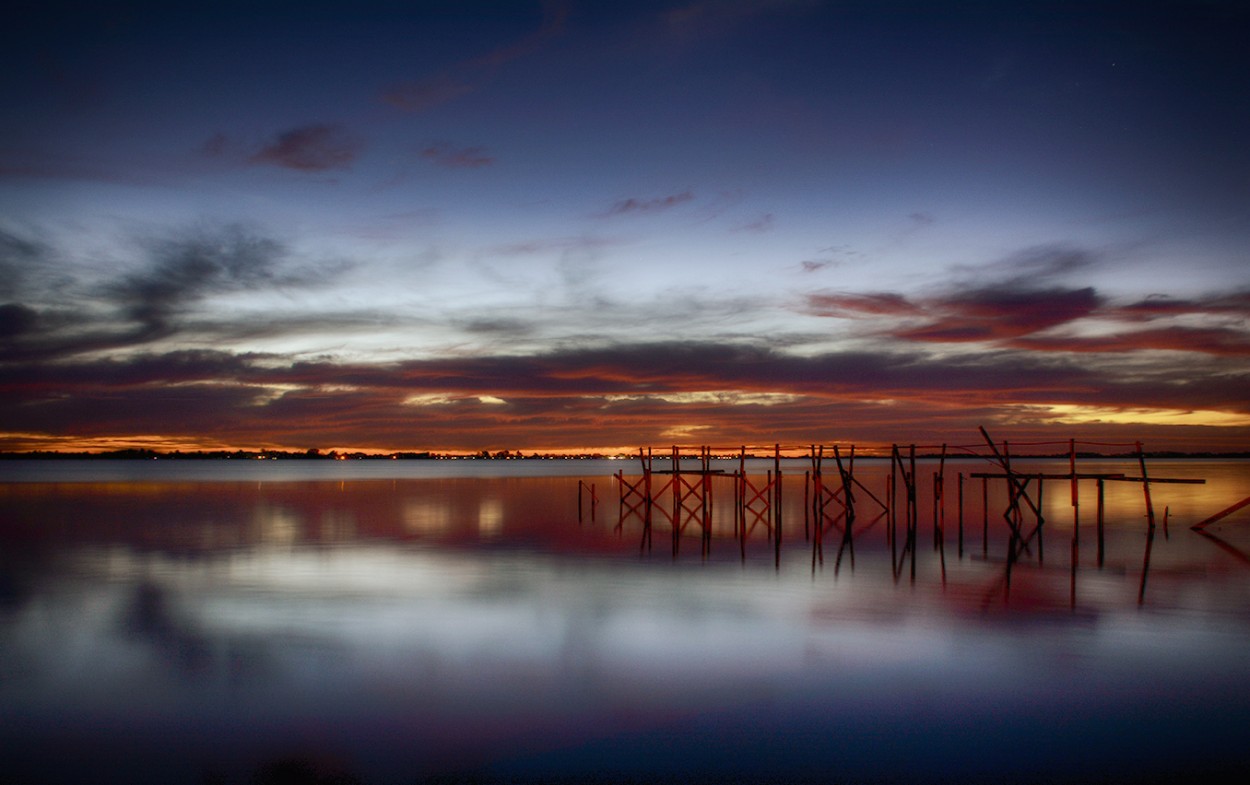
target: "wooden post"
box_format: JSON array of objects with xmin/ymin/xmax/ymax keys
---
[
  {"xmin": 833, "ymin": 444, "xmax": 855, "ymax": 575},
  {"xmin": 982, "ymin": 475, "xmax": 989, "ymax": 558},
  {"xmin": 1037, "ymin": 477, "xmax": 1045, "ymax": 566},
  {"xmin": 1137, "ymin": 442, "xmax": 1156, "ymax": 531}
]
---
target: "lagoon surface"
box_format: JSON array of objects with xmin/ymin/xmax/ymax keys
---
[{"xmin": 3, "ymin": 457, "xmax": 1250, "ymax": 784}]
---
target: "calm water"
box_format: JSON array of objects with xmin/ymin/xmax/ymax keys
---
[{"xmin": 2, "ymin": 458, "xmax": 1249, "ymax": 784}]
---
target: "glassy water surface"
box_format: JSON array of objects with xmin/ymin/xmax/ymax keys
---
[{"xmin": 2, "ymin": 459, "xmax": 1249, "ymax": 783}]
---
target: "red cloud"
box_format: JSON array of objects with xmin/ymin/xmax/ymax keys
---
[
  {"xmin": 805, "ymin": 292, "xmax": 920, "ymax": 318},
  {"xmin": 1014, "ymin": 326, "xmax": 1250, "ymax": 357},
  {"xmin": 250, "ymin": 125, "xmax": 360, "ymax": 172}
]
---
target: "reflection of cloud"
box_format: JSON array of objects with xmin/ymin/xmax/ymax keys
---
[
  {"xmin": 403, "ymin": 499, "xmax": 452, "ymax": 534},
  {"xmin": 253, "ymin": 504, "xmax": 302, "ymax": 545},
  {"xmin": 478, "ymin": 498, "xmax": 504, "ymax": 537}
]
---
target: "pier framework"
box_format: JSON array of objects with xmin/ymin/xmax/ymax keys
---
[{"xmin": 600, "ymin": 428, "xmax": 1243, "ymax": 603}]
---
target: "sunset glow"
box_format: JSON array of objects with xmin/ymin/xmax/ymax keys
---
[{"xmin": 2, "ymin": 1, "xmax": 1247, "ymax": 454}]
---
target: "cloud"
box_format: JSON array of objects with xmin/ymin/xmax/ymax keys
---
[
  {"xmin": 1115, "ymin": 290, "xmax": 1250, "ymax": 320},
  {"xmin": 0, "ymin": 229, "xmax": 48, "ymax": 298},
  {"xmin": 0, "ymin": 303, "xmax": 39, "ymax": 339},
  {"xmin": 421, "ymin": 142, "xmax": 494, "ymax": 168},
  {"xmin": 894, "ymin": 286, "xmax": 1104, "ymax": 343},
  {"xmin": 7, "ymin": 335, "xmax": 1248, "ymax": 453},
  {"xmin": 249, "ymin": 124, "xmax": 360, "ymax": 172},
  {"xmin": 961, "ymin": 244, "xmax": 1098, "ymax": 285},
  {"xmin": 661, "ymin": 0, "xmax": 814, "ymax": 42},
  {"xmin": 805, "ymin": 292, "xmax": 921, "ymax": 318},
  {"xmin": 383, "ymin": 4, "xmax": 568, "ymax": 112},
  {"xmin": 1014, "ymin": 326, "xmax": 1250, "ymax": 357},
  {"xmin": 606, "ymin": 191, "xmax": 694, "ymax": 216},
  {"xmin": 108, "ymin": 226, "xmax": 287, "ymax": 340},
  {"xmin": 737, "ymin": 213, "xmax": 775, "ymax": 233}
]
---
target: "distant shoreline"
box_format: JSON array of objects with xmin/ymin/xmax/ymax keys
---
[{"xmin": 3, "ymin": 449, "xmax": 1248, "ymax": 461}]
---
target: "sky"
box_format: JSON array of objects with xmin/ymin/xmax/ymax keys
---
[{"xmin": 1, "ymin": 0, "xmax": 1248, "ymax": 454}]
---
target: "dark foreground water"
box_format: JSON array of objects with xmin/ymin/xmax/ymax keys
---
[{"xmin": 2, "ymin": 458, "xmax": 1249, "ymax": 784}]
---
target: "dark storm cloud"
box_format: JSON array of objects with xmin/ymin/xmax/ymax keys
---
[
  {"xmin": 606, "ymin": 191, "xmax": 694, "ymax": 216},
  {"xmin": 420, "ymin": 142, "xmax": 494, "ymax": 168},
  {"xmin": 249, "ymin": 124, "xmax": 360, "ymax": 172}
]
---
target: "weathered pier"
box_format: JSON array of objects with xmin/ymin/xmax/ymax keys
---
[{"xmin": 598, "ymin": 428, "xmax": 1244, "ymax": 605}]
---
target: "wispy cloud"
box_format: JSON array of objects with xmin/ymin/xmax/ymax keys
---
[
  {"xmin": 805, "ymin": 292, "xmax": 921, "ymax": 318},
  {"xmin": 606, "ymin": 191, "xmax": 694, "ymax": 216},
  {"xmin": 1115, "ymin": 290, "xmax": 1250, "ymax": 320},
  {"xmin": 383, "ymin": 4, "xmax": 568, "ymax": 112},
  {"xmin": 737, "ymin": 213, "xmax": 775, "ymax": 233},
  {"xmin": 249, "ymin": 124, "xmax": 361, "ymax": 172},
  {"xmin": 421, "ymin": 142, "xmax": 494, "ymax": 168},
  {"xmin": 1013, "ymin": 326, "xmax": 1250, "ymax": 357},
  {"xmin": 0, "ymin": 224, "xmax": 348, "ymax": 363}
]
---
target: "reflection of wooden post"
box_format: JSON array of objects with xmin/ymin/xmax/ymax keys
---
[
  {"xmin": 833, "ymin": 445, "xmax": 855, "ymax": 575},
  {"xmin": 1191, "ymin": 495, "xmax": 1250, "ymax": 531},
  {"xmin": 1096, "ymin": 478, "xmax": 1105, "ymax": 568},
  {"xmin": 803, "ymin": 470, "xmax": 810, "ymax": 541},
  {"xmin": 671, "ymin": 445, "xmax": 680, "ymax": 557},
  {"xmin": 577, "ymin": 481, "xmax": 596, "ymax": 522},
  {"xmin": 890, "ymin": 445, "xmax": 901, "ymax": 579},
  {"xmin": 1139, "ymin": 520, "xmax": 1156, "ymax": 605},
  {"xmin": 909, "ymin": 445, "xmax": 917, "ymax": 582},
  {"xmin": 982, "ymin": 476, "xmax": 989, "ymax": 558},
  {"xmin": 1070, "ymin": 438, "xmax": 1079, "ymax": 544},
  {"xmin": 1037, "ymin": 477, "xmax": 1045, "ymax": 566},
  {"xmin": 957, "ymin": 472, "xmax": 964, "ymax": 559},
  {"xmin": 774, "ymin": 444, "xmax": 783, "ymax": 548}
]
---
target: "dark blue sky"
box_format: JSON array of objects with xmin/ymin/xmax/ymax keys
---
[{"xmin": 2, "ymin": 1, "xmax": 1248, "ymax": 452}]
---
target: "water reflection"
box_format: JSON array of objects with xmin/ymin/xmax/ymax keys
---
[{"xmin": 1, "ymin": 463, "xmax": 1249, "ymax": 783}]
